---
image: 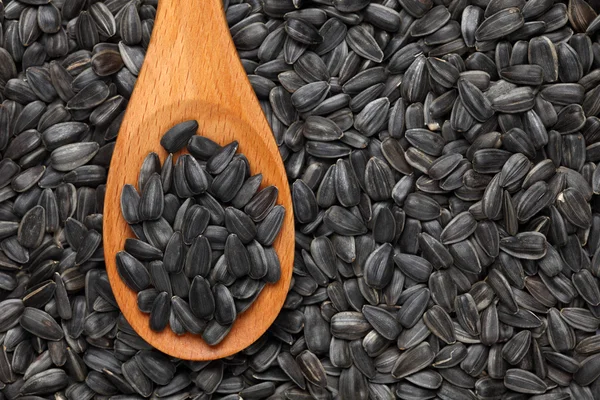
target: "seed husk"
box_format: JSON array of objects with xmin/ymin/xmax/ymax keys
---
[
  {"xmin": 285, "ymin": 18, "xmax": 323, "ymax": 45},
  {"xmin": 529, "ymin": 36, "xmax": 559, "ymax": 83},
  {"xmin": 20, "ymin": 307, "xmax": 63, "ymax": 341},
  {"xmin": 504, "ymin": 368, "xmax": 547, "ymax": 394},
  {"xmin": 160, "ymin": 120, "xmax": 198, "ymax": 153},
  {"xmin": 475, "ymin": 8, "xmax": 524, "ymax": 41},
  {"xmin": 424, "ymin": 305, "xmax": 456, "ymax": 344},
  {"xmin": 21, "ymin": 368, "xmax": 69, "ymax": 395},
  {"xmin": 499, "ymin": 232, "xmax": 548, "ymax": 260},
  {"xmin": 116, "ymin": 251, "xmax": 150, "ymax": 292},
  {"xmin": 556, "ymin": 188, "xmax": 592, "ymax": 229},
  {"xmin": 187, "ymin": 276, "xmax": 215, "ymax": 320},
  {"xmin": 392, "ymin": 342, "xmax": 436, "ymax": 379},
  {"xmin": 149, "ymin": 291, "xmax": 170, "ymax": 332}
]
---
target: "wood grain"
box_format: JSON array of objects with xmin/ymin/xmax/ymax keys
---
[{"xmin": 103, "ymin": 0, "xmax": 294, "ymax": 360}]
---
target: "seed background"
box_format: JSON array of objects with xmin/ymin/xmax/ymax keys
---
[{"xmin": 2, "ymin": 0, "xmax": 600, "ymax": 398}]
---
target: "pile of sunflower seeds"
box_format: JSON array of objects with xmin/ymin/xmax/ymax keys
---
[
  {"xmin": 2, "ymin": 0, "xmax": 600, "ymax": 397},
  {"xmin": 117, "ymin": 119, "xmax": 283, "ymax": 343}
]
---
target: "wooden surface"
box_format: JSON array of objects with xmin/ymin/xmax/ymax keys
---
[{"xmin": 103, "ymin": 0, "xmax": 294, "ymax": 360}]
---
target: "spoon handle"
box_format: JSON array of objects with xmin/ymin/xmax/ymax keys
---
[{"xmin": 133, "ymin": 0, "xmax": 259, "ymax": 110}]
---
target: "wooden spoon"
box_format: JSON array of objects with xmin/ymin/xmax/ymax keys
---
[{"xmin": 103, "ymin": 0, "xmax": 294, "ymax": 361}]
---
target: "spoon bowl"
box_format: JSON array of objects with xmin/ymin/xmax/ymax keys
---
[{"xmin": 103, "ymin": 0, "xmax": 294, "ymax": 360}]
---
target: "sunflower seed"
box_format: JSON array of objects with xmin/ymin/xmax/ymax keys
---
[
  {"xmin": 504, "ymin": 368, "xmax": 547, "ymax": 394},
  {"xmin": 116, "ymin": 251, "xmax": 150, "ymax": 292},
  {"xmin": 285, "ymin": 18, "xmax": 322, "ymax": 45},
  {"xmin": 561, "ymin": 307, "xmax": 599, "ymax": 332},
  {"xmin": 20, "ymin": 307, "xmax": 63, "ymax": 340},
  {"xmin": 21, "ymin": 368, "xmax": 69, "ymax": 395},
  {"xmin": 556, "ymin": 188, "xmax": 592, "ymax": 228},
  {"xmin": 17, "ymin": 205, "xmax": 45, "ymax": 249},
  {"xmin": 392, "ymin": 342, "xmax": 435, "ymax": 378},
  {"xmin": 160, "ymin": 120, "xmax": 198, "ymax": 153},
  {"xmin": 424, "ymin": 305, "xmax": 456, "ymax": 344},
  {"xmin": 475, "ymin": 8, "xmax": 524, "ymax": 42}
]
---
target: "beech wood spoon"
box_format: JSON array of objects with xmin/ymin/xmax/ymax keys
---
[{"xmin": 103, "ymin": 0, "xmax": 294, "ymax": 361}]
